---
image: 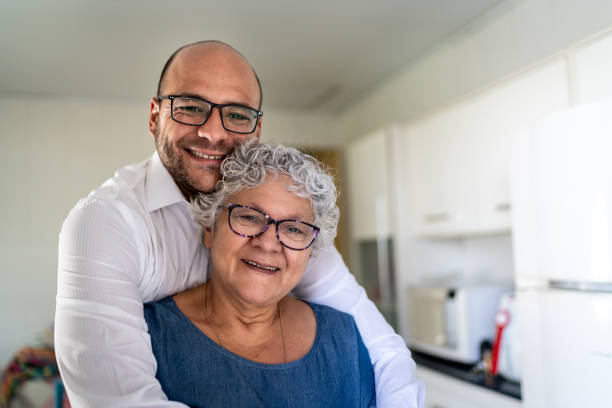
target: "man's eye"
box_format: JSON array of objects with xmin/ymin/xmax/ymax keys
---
[
  {"xmin": 227, "ymin": 112, "xmax": 249, "ymax": 121},
  {"xmin": 178, "ymin": 105, "xmax": 204, "ymax": 113}
]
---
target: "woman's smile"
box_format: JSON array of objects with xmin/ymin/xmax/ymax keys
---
[{"xmin": 242, "ymin": 258, "xmax": 280, "ymax": 272}]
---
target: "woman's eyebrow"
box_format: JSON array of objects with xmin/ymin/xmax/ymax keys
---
[{"xmin": 241, "ymin": 202, "xmax": 312, "ymax": 222}]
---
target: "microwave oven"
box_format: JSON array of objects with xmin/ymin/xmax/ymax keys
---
[{"xmin": 405, "ymin": 284, "xmax": 510, "ymax": 364}]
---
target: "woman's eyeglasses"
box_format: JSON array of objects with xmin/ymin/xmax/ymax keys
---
[{"xmin": 226, "ymin": 204, "xmax": 319, "ymax": 250}]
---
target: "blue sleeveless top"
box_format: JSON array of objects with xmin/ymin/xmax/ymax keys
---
[{"xmin": 144, "ymin": 298, "xmax": 376, "ymax": 408}]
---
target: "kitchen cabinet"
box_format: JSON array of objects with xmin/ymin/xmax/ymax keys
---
[
  {"xmin": 402, "ymin": 57, "xmax": 570, "ymax": 237},
  {"xmin": 345, "ymin": 129, "xmax": 393, "ymax": 241},
  {"xmin": 573, "ymin": 30, "xmax": 612, "ymax": 105},
  {"xmin": 417, "ymin": 366, "xmax": 521, "ymax": 408}
]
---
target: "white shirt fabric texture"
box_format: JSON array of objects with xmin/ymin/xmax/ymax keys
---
[{"xmin": 55, "ymin": 152, "xmax": 425, "ymax": 408}]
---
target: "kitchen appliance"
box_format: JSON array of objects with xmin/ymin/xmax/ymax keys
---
[
  {"xmin": 405, "ymin": 283, "xmax": 510, "ymax": 363},
  {"xmin": 491, "ymin": 292, "xmax": 521, "ymax": 382},
  {"xmin": 358, "ymin": 238, "xmax": 398, "ymax": 330},
  {"xmin": 511, "ymin": 99, "xmax": 612, "ymax": 408}
]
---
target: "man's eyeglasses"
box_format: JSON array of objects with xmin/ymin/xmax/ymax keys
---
[
  {"xmin": 226, "ymin": 204, "xmax": 319, "ymax": 250},
  {"xmin": 158, "ymin": 95, "xmax": 263, "ymax": 134}
]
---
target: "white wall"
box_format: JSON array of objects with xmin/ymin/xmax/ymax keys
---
[
  {"xmin": 261, "ymin": 109, "xmax": 338, "ymax": 148},
  {"xmin": 0, "ymin": 97, "xmax": 149, "ymax": 366},
  {"xmin": 336, "ymin": 0, "xmax": 612, "ymax": 141},
  {"xmin": 0, "ymin": 96, "xmax": 334, "ymax": 366}
]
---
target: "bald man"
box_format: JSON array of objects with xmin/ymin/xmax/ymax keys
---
[{"xmin": 55, "ymin": 41, "xmax": 424, "ymax": 408}]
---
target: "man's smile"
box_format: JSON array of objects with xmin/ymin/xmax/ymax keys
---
[{"xmin": 187, "ymin": 149, "xmax": 226, "ymax": 161}]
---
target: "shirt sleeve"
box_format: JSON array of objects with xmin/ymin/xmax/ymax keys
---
[
  {"xmin": 54, "ymin": 198, "xmax": 187, "ymax": 408},
  {"xmin": 294, "ymin": 245, "xmax": 426, "ymax": 408}
]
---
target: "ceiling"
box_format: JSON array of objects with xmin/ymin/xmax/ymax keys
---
[{"xmin": 0, "ymin": 0, "xmax": 506, "ymax": 113}]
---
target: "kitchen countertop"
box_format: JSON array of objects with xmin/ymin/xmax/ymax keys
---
[{"xmin": 412, "ymin": 351, "xmax": 522, "ymax": 400}]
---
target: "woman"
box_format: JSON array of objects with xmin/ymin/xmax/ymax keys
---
[{"xmin": 144, "ymin": 140, "xmax": 376, "ymax": 407}]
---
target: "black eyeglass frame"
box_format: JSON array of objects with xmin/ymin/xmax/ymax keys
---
[
  {"xmin": 225, "ymin": 203, "xmax": 320, "ymax": 250},
  {"xmin": 157, "ymin": 95, "xmax": 263, "ymax": 134}
]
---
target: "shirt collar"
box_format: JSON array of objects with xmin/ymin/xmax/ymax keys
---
[{"xmin": 146, "ymin": 151, "xmax": 188, "ymax": 212}]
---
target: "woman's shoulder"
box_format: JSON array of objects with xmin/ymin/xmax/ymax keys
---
[
  {"xmin": 143, "ymin": 293, "xmax": 200, "ymax": 336},
  {"xmin": 143, "ymin": 296, "xmax": 178, "ymax": 325},
  {"xmin": 144, "ymin": 295, "xmax": 175, "ymax": 313},
  {"xmin": 288, "ymin": 299, "xmax": 360, "ymax": 340},
  {"xmin": 308, "ymin": 302, "xmax": 357, "ymax": 328},
  {"xmin": 284, "ymin": 298, "xmax": 353, "ymax": 323},
  {"xmin": 146, "ymin": 284, "xmax": 203, "ymax": 317}
]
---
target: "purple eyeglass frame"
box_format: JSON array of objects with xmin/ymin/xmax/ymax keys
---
[{"xmin": 225, "ymin": 203, "xmax": 319, "ymax": 250}]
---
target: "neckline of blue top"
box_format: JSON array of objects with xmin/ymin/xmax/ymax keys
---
[{"xmin": 162, "ymin": 297, "xmax": 322, "ymax": 369}]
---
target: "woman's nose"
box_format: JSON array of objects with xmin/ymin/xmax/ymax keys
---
[{"xmin": 250, "ymin": 224, "xmax": 282, "ymax": 252}]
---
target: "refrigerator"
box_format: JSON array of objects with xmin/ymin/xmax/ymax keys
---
[{"xmin": 511, "ymin": 99, "xmax": 612, "ymax": 408}]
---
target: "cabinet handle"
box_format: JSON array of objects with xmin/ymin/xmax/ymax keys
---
[
  {"xmin": 423, "ymin": 212, "xmax": 449, "ymax": 224},
  {"xmin": 495, "ymin": 202, "xmax": 511, "ymax": 212}
]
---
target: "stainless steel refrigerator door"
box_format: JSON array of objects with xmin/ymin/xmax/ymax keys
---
[{"xmin": 517, "ymin": 288, "xmax": 612, "ymax": 408}]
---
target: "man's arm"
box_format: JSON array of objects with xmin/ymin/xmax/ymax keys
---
[
  {"xmin": 293, "ymin": 245, "xmax": 425, "ymax": 408},
  {"xmin": 55, "ymin": 199, "xmax": 187, "ymax": 408}
]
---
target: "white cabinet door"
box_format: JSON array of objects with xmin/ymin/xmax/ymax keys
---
[
  {"xmin": 511, "ymin": 100, "xmax": 612, "ymax": 285},
  {"xmin": 345, "ymin": 129, "xmax": 392, "ymax": 241},
  {"xmin": 574, "ymin": 30, "xmax": 612, "ymax": 105},
  {"xmin": 417, "ymin": 366, "xmax": 522, "ymax": 408},
  {"xmin": 403, "ymin": 57, "xmax": 570, "ymax": 237}
]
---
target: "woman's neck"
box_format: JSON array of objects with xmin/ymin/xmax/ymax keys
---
[
  {"xmin": 204, "ymin": 280, "xmax": 280, "ymax": 333},
  {"xmin": 201, "ymin": 280, "xmax": 289, "ymax": 364},
  {"xmin": 173, "ymin": 280, "xmax": 315, "ymax": 364}
]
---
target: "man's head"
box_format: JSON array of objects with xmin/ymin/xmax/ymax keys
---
[{"xmin": 149, "ymin": 40, "xmax": 263, "ymax": 197}]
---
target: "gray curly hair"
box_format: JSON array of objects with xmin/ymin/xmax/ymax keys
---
[{"xmin": 191, "ymin": 139, "xmax": 339, "ymax": 253}]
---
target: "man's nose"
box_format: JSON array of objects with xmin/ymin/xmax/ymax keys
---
[{"xmin": 197, "ymin": 107, "xmax": 228, "ymax": 142}]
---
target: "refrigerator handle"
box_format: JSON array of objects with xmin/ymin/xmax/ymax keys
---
[
  {"xmin": 375, "ymin": 194, "xmax": 392, "ymax": 311},
  {"xmin": 548, "ymin": 280, "xmax": 612, "ymax": 293}
]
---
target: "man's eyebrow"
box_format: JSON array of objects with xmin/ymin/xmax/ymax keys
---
[
  {"xmin": 176, "ymin": 92, "xmax": 208, "ymax": 100},
  {"xmin": 176, "ymin": 93, "xmax": 257, "ymax": 109}
]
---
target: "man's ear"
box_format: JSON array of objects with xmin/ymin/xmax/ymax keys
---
[
  {"xmin": 148, "ymin": 97, "xmax": 160, "ymax": 138},
  {"xmin": 203, "ymin": 227, "xmax": 213, "ymax": 248}
]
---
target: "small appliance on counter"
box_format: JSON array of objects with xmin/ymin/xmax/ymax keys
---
[
  {"xmin": 405, "ymin": 281, "xmax": 511, "ymax": 364},
  {"xmin": 491, "ymin": 292, "xmax": 521, "ymax": 382}
]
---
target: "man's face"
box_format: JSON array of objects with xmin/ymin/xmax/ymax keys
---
[{"xmin": 149, "ymin": 45, "xmax": 262, "ymax": 196}]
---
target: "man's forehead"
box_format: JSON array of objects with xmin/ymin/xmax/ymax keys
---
[
  {"xmin": 178, "ymin": 42, "xmax": 243, "ymax": 63},
  {"xmin": 163, "ymin": 43, "xmax": 260, "ymax": 105}
]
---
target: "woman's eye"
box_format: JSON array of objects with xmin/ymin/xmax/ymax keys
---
[
  {"xmin": 286, "ymin": 226, "xmax": 306, "ymax": 235},
  {"xmin": 238, "ymin": 215, "xmax": 258, "ymax": 223}
]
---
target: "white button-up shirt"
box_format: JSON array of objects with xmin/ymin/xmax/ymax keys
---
[{"xmin": 55, "ymin": 152, "xmax": 424, "ymax": 408}]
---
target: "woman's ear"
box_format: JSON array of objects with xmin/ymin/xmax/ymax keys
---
[{"xmin": 203, "ymin": 227, "xmax": 213, "ymax": 248}]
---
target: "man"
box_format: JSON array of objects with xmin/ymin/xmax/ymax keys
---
[{"xmin": 55, "ymin": 40, "xmax": 424, "ymax": 407}]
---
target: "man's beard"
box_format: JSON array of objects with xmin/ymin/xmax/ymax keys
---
[{"xmin": 154, "ymin": 128, "xmax": 221, "ymax": 197}]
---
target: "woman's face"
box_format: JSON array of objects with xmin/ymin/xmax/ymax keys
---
[{"xmin": 203, "ymin": 174, "xmax": 315, "ymax": 308}]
